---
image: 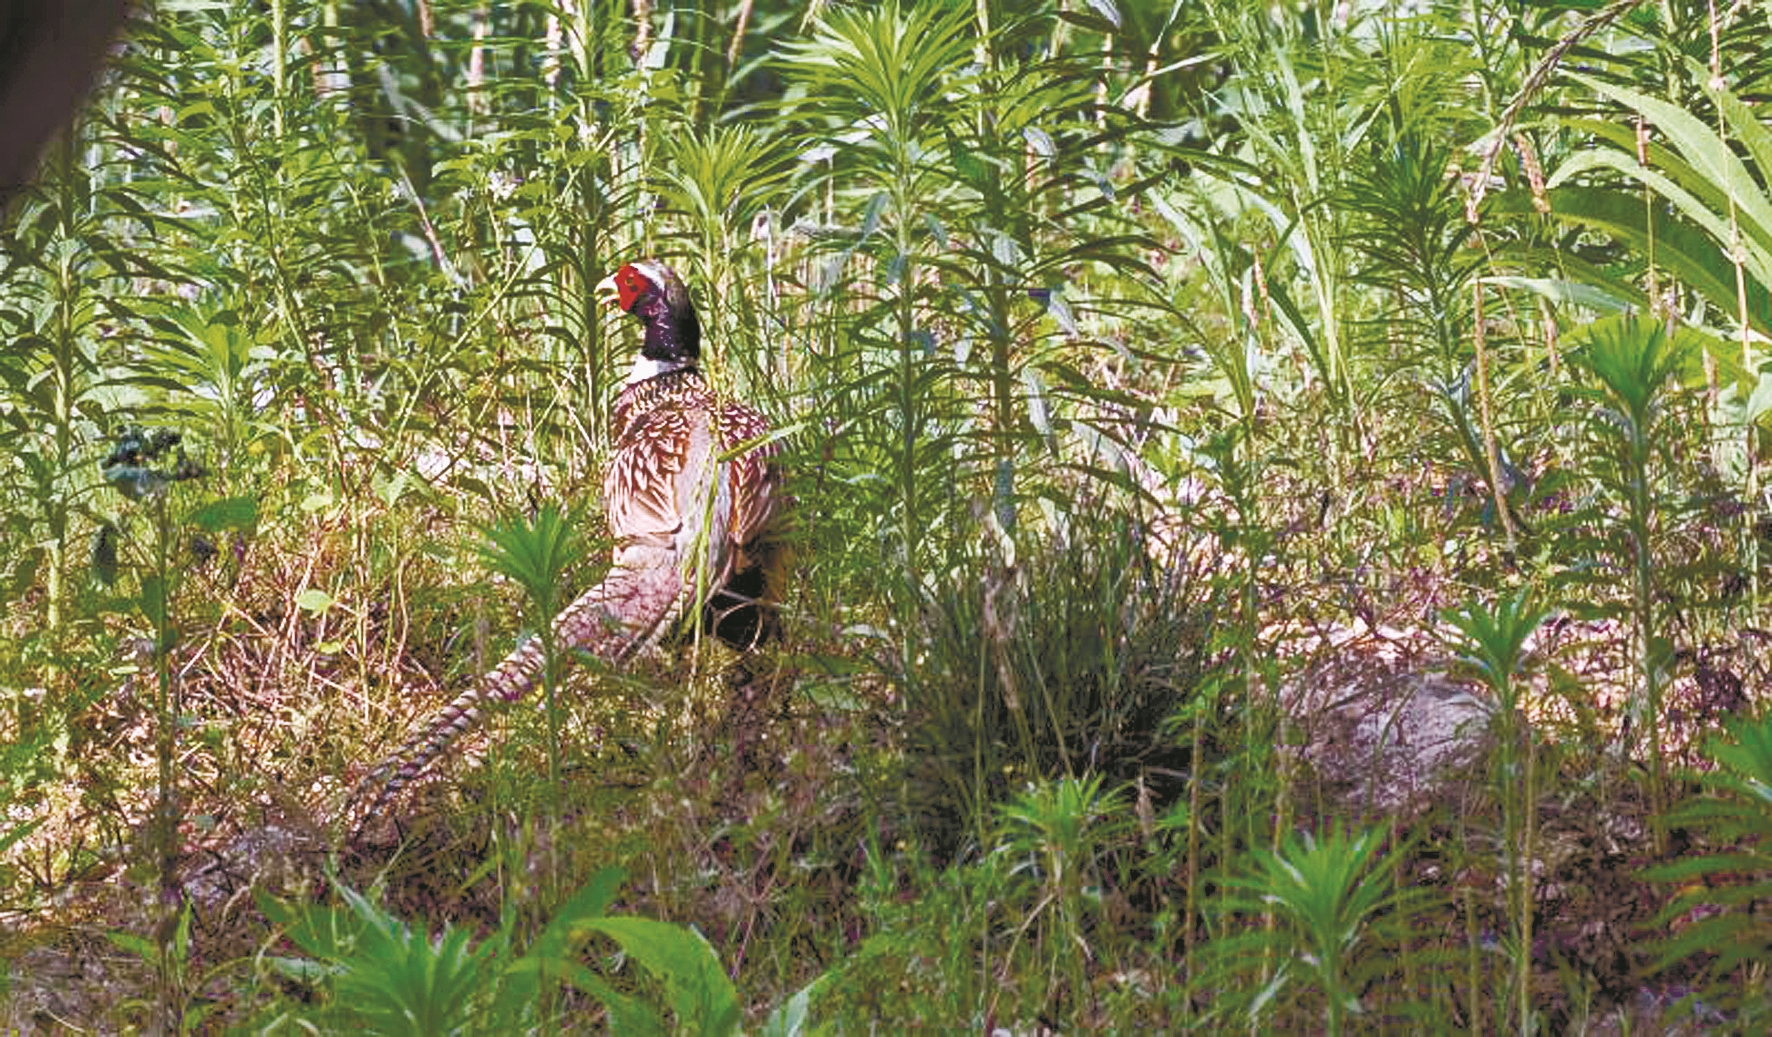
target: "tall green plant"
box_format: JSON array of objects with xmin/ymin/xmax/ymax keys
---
[
  {"xmin": 656, "ymin": 121, "xmax": 794, "ymax": 413},
  {"xmin": 1204, "ymin": 822, "xmax": 1422, "ymax": 1035},
  {"xmin": 1445, "ymin": 590, "xmax": 1551, "ymax": 1032},
  {"xmin": 0, "ymin": 139, "xmax": 149, "ymax": 632},
  {"xmin": 475, "ymin": 504, "xmax": 590, "ymax": 826},
  {"xmin": 1342, "ymin": 135, "xmax": 1529, "ymax": 543},
  {"xmin": 128, "ymin": 304, "xmax": 274, "ymax": 493},
  {"xmin": 932, "ymin": 8, "xmax": 1158, "ymax": 534},
  {"xmin": 1567, "ymin": 315, "xmax": 1702, "ymax": 847},
  {"xmin": 98, "ymin": 425, "xmax": 256, "ymax": 1030},
  {"xmin": 1182, "ymin": 0, "xmax": 1375, "ymax": 428},
  {"xmin": 778, "ymin": 0, "xmax": 975, "ymax": 590},
  {"xmin": 995, "ymin": 774, "xmax": 1132, "ymax": 1011},
  {"xmin": 1646, "ymin": 712, "xmax": 1772, "ymax": 1025},
  {"xmin": 782, "ymin": 0, "xmax": 1157, "ymax": 544}
]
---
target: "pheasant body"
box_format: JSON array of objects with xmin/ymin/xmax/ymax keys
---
[{"xmin": 349, "ymin": 261, "xmax": 783, "ymax": 832}]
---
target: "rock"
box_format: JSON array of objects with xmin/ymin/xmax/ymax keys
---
[{"xmin": 1286, "ymin": 651, "xmax": 1495, "ymax": 818}]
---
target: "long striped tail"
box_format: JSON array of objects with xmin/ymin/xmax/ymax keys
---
[{"xmin": 345, "ymin": 552, "xmax": 687, "ymax": 839}]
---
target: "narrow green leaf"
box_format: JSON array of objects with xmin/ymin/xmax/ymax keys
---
[
  {"xmin": 1478, "ymin": 275, "xmax": 1629, "ymax": 313},
  {"xmin": 104, "ymin": 930, "xmax": 158, "ymax": 959},
  {"xmin": 140, "ymin": 574, "xmax": 167, "ymax": 629},
  {"xmin": 1569, "ymin": 72, "xmax": 1772, "ymax": 247},
  {"xmin": 1083, "ymin": 0, "xmax": 1122, "ymax": 29}
]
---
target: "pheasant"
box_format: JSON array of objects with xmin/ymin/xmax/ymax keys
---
[{"xmin": 347, "ymin": 259, "xmax": 785, "ymax": 833}]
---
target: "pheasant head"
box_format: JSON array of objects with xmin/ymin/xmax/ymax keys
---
[{"xmin": 597, "ymin": 259, "xmax": 701, "ymax": 383}]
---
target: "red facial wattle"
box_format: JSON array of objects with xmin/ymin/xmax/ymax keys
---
[{"xmin": 616, "ymin": 264, "xmax": 651, "ymax": 312}]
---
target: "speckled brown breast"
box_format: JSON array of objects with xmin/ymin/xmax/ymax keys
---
[{"xmin": 606, "ymin": 367, "xmax": 782, "ymax": 564}]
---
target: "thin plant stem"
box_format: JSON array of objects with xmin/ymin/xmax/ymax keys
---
[
  {"xmin": 1473, "ymin": 283, "xmax": 1519, "ymax": 548},
  {"xmin": 151, "ymin": 490, "xmax": 182, "ymax": 1033}
]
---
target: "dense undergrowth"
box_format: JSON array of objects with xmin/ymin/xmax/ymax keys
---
[{"xmin": 4, "ymin": 0, "xmax": 1772, "ymax": 1031}]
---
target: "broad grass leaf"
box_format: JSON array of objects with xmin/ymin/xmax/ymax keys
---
[{"xmin": 582, "ymin": 916, "xmax": 742, "ymax": 1037}]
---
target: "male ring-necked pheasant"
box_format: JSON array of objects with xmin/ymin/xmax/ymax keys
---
[{"xmin": 348, "ymin": 260, "xmax": 785, "ymax": 833}]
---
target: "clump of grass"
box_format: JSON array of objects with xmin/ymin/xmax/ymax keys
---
[{"xmin": 897, "ymin": 507, "xmax": 1227, "ymax": 850}]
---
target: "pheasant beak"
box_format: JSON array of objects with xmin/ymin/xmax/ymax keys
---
[{"xmin": 594, "ymin": 272, "xmax": 623, "ymax": 311}]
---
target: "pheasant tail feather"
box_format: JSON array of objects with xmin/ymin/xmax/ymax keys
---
[{"xmin": 345, "ymin": 558, "xmax": 686, "ymax": 834}]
